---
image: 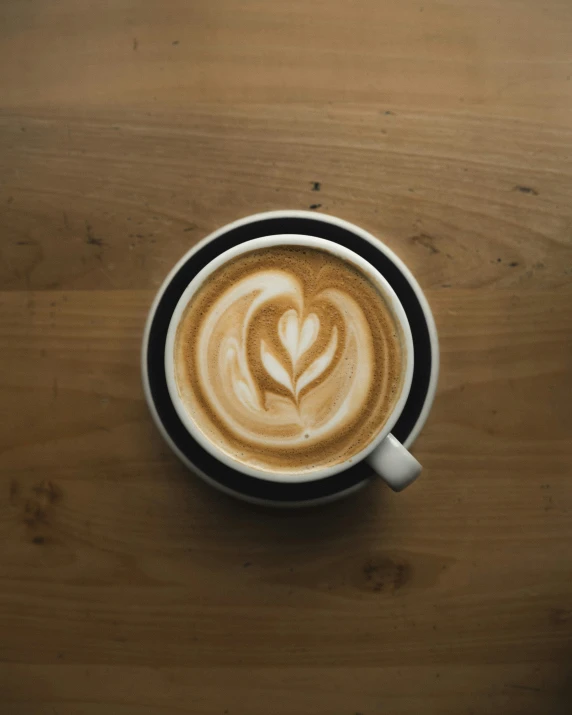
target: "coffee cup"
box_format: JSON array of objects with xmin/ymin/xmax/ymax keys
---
[{"xmin": 165, "ymin": 234, "xmax": 421, "ymax": 491}]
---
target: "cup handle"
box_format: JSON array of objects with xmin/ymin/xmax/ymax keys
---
[{"xmin": 366, "ymin": 434, "xmax": 422, "ymax": 492}]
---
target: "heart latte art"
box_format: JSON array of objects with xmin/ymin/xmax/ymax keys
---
[{"xmin": 174, "ymin": 246, "xmax": 404, "ymax": 473}]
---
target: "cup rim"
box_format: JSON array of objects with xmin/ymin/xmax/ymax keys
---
[{"xmin": 164, "ymin": 234, "xmax": 414, "ymax": 483}]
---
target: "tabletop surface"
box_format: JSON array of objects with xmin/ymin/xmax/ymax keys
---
[{"xmin": 1, "ymin": 1, "xmax": 572, "ymax": 714}]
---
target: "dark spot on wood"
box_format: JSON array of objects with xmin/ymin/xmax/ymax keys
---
[
  {"xmin": 309, "ymin": 204, "xmax": 322, "ymax": 210},
  {"xmin": 52, "ymin": 377, "xmax": 59, "ymax": 400},
  {"xmin": 32, "ymin": 535, "xmax": 45, "ymax": 545},
  {"xmin": 85, "ymin": 222, "xmax": 104, "ymax": 246},
  {"xmin": 243, "ymin": 561, "xmax": 251, "ymax": 568},
  {"xmin": 16, "ymin": 240, "xmax": 33, "ymax": 245},
  {"xmin": 497, "ymin": 258, "xmax": 502, "ymax": 262},
  {"xmin": 172, "ymin": 40, "xmax": 180, "ymax": 45},
  {"xmin": 394, "ymin": 563, "xmax": 409, "ymax": 590},
  {"xmin": 32, "ymin": 480, "xmax": 63, "ymax": 504},
  {"xmin": 21, "ymin": 126, "xmax": 26, "ymax": 132},
  {"xmin": 9, "ymin": 480, "xmax": 20, "ymax": 505},
  {"xmin": 410, "ymin": 233, "xmax": 439, "ymax": 254},
  {"xmin": 24, "ymin": 500, "xmax": 48, "ymax": 527},
  {"xmin": 441, "ymin": 283, "xmax": 451, "ymax": 288},
  {"xmin": 513, "ymin": 185, "xmax": 539, "ymax": 195},
  {"xmin": 183, "ymin": 224, "xmax": 197, "ymax": 232},
  {"xmin": 311, "ymin": 181, "xmax": 321, "ymax": 191},
  {"xmin": 362, "ymin": 556, "xmax": 411, "ymax": 593},
  {"xmin": 384, "ymin": 110, "xmax": 394, "ymax": 115},
  {"xmin": 363, "ymin": 561, "xmax": 376, "ymax": 580},
  {"xmin": 7, "ymin": 196, "xmax": 14, "ymax": 204},
  {"xmin": 57, "ymin": 652, "xmax": 64, "ymax": 659},
  {"xmin": 135, "ymin": 234, "xmax": 144, "ymax": 238},
  {"xmin": 509, "ymin": 262, "xmax": 518, "ymax": 267},
  {"xmin": 133, "ymin": 37, "xmax": 138, "ymax": 51}
]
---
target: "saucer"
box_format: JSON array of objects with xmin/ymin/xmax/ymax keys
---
[{"xmin": 142, "ymin": 211, "xmax": 439, "ymax": 506}]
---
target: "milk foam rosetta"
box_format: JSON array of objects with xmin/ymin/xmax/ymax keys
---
[{"xmin": 175, "ymin": 246, "xmax": 404, "ymax": 473}]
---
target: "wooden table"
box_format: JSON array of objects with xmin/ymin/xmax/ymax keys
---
[{"xmin": 1, "ymin": 1, "xmax": 572, "ymax": 713}]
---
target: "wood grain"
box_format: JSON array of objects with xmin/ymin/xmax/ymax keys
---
[{"xmin": 1, "ymin": 0, "xmax": 572, "ymax": 713}]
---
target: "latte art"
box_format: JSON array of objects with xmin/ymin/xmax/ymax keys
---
[
  {"xmin": 174, "ymin": 246, "xmax": 404, "ymax": 473},
  {"xmin": 197, "ymin": 272, "xmax": 373, "ymax": 445}
]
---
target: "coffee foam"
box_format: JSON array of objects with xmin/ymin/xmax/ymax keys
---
[{"xmin": 174, "ymin": 246, "xmax": 404, "ymax": 473}]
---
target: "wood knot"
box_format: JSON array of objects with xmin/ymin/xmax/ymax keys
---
[
  {"xmin": 31, "ymin": 480, "xmax": 62, "ymax": 504},
  {"xmin": 10, "ymin": 479, "xmax": 63, "ymax": 537},
  {"xmin": 409, "ymin": 233, "xmax": 440, "ymax": 255},
  {"xmin": 362, "ymin": 556, "xmax": 412, "ymax": 593}
]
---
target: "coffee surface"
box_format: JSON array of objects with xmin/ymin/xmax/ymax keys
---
[{"xmin": 174, "ymin": 246, "xmax": 404, "ymax": 473}]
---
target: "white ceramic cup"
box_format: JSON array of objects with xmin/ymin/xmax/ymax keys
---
[{"xmin": 165, "ymin": 235, "xmax": 421, "ymax": 491}]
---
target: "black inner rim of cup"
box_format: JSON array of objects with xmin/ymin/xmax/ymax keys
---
[{"xmin": 146, "ymin": 217, "xmax": 432, "ymax": 501}]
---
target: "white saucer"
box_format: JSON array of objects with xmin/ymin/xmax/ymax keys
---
[{"xmin": 142, "ymin": 211, "xmax": 439, "ymax": 507}]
